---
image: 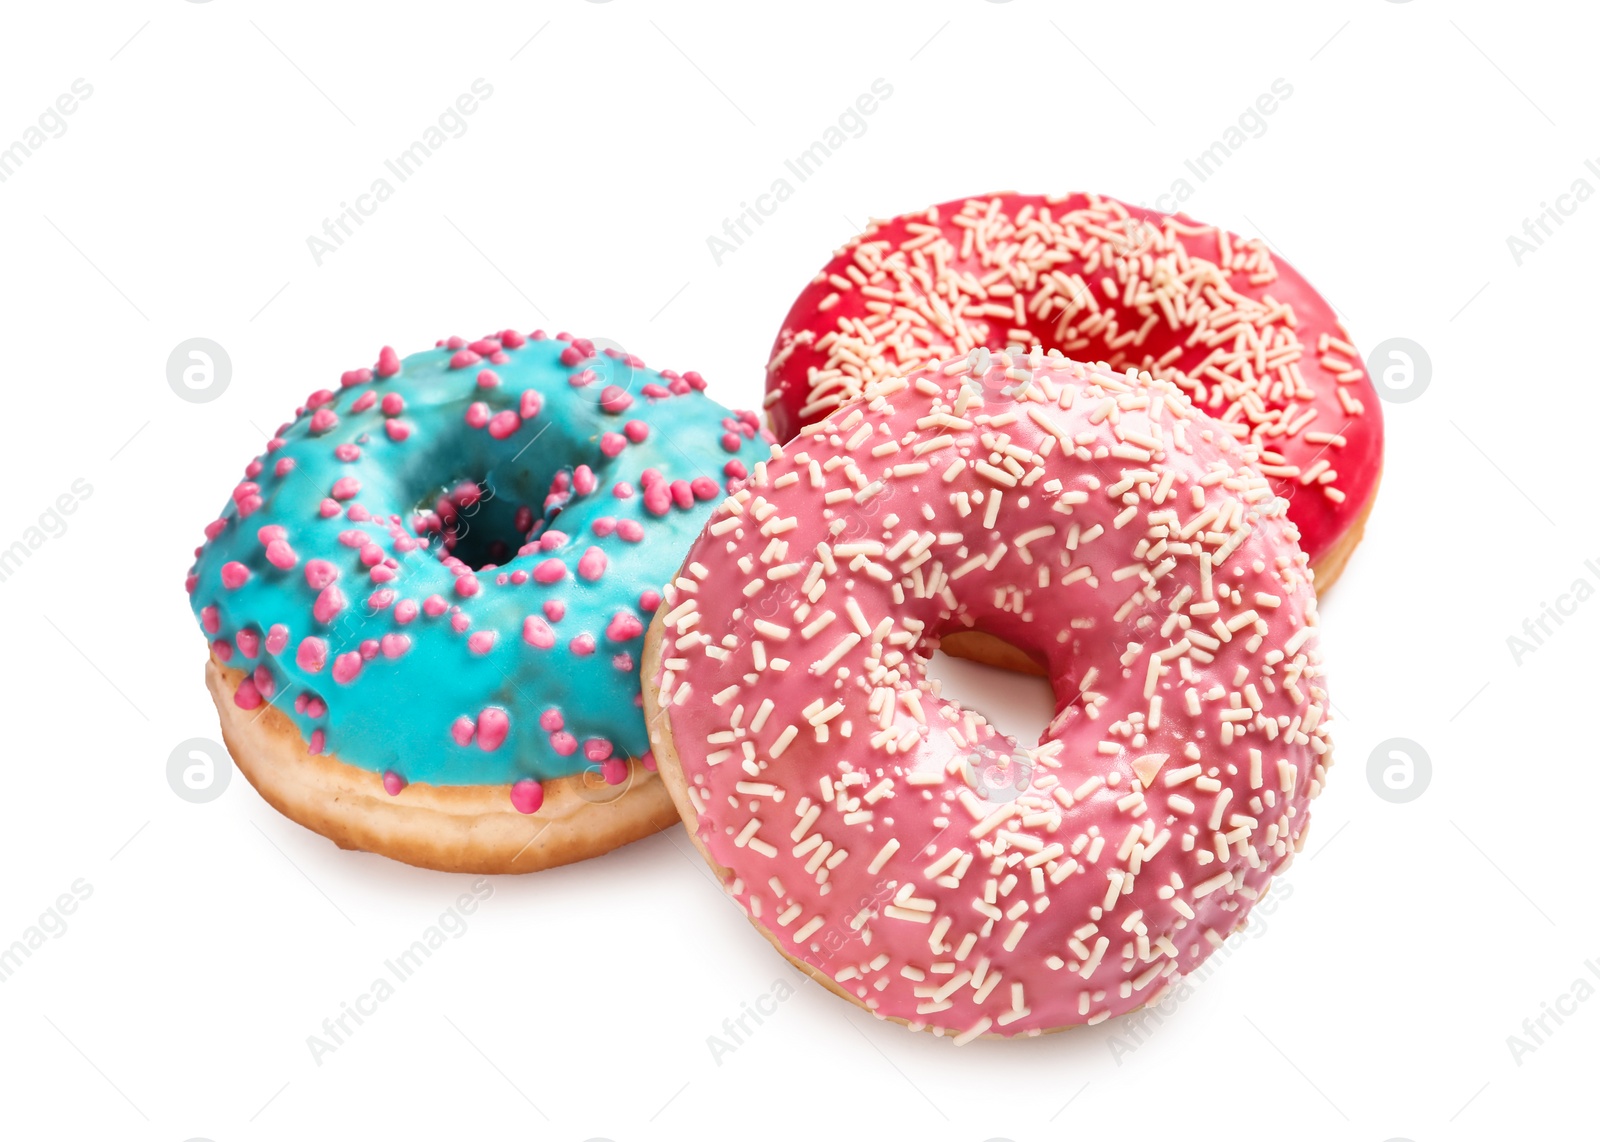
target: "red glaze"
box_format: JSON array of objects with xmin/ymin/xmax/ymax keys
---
[{"xmin": 766, "ymin": 192, "xmax": 1382, "ymax": 568}]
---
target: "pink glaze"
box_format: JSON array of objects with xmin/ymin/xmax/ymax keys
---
[{"xmin": 652, "ymin": 351, "xmax": 1331, "ymax": 1040}]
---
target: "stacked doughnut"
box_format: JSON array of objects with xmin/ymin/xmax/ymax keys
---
[
  {"xmin": 645, "ymin": 348, "xmax": 1332, "ymax": 1038},
  {"xmin": 766, "ymin": 192, "xmax": 1381, "ymax": 586}
]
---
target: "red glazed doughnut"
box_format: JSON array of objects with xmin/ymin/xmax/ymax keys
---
[
  {"xmin": 766, "ymin": 192, "xmax": 1381, "ymax": 587},
  {"xmin": 644, "ymin": 350, "xmax": 1332, "ymax": 1039}
]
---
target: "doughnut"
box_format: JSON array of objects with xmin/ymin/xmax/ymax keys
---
[
  {"xmin": 643, "ymin": 350, "xmax": 1332, "ymax": 1039},
  {"xmin": 766, "ymin": 191, "xmax": 1381, "ymax": 588},
  {"xmin": 187, "ymin": 328, "xmax": 769, "ymax": 873}
]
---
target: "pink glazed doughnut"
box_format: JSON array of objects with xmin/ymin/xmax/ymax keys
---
[{"xmin": 643, "ymin": 349, "xmax": 1332, "ymax": 1039}]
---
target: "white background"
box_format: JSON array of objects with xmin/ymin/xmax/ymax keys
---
[{"xmin": 0, "ymin": 1, "xmax": 1592, "ymax": 1139}]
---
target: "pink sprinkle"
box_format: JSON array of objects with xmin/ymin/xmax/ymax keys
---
[
  {"xmin": 376, "ymin": 346, "xmax": 401, "ymax": 378},
  {"xmin": 476, "ymin": 707, "xmax": 509, "ymax": 751},
  {"xmin": 488, "ymin": 410, "xmax": 521, "ymax": 439},
  {"xmin": 617, "ymin": 519, "xmax": 644, "ymax": 543},
  {"xmin": 305, "ymin": 695, "xmax": 326, "ymax": 718},
  {"xmin": 584, "ymin": 738, "xmax": 614, "ymax": 763},
  {"xmin": 550, "ymin": 731, "xmax": 578, "ymax": 756},
  {"xmin": 236, "ymin": 628, "xmax": 261, "ymax": 658},
  {"xmin": 337, "ymin": 530, "xmax": 366, "ymax": 548},
  {"xmin": 380, "ymin": 633, "xmax": 411, "ymax": 658},
  {"xmin": 599, "ymin": 385, "xmax": 633, "ymax": 413},
  {"xmin": 612, "ymin": 482, "xmax": 634, "ymax": 499},
  {"xmin": 467, "ymin": 630, "xmax": 497, "ymax": 655},
  {"xmin": 569, "ymin": 633, "xmax": 595, "ymax": 656},
  {"xmin": 381, "ymin": 392, "xmax": 405, "ymax": 415},
  {"xmin": 367, "ymin": 587, "xmax": 396, "ymax": 610},
  {"xmin": 309, "ymin": 729, "xmax": 326, "ymax": 755},
  {"xmin": 509, "ymin": 779, "xmax": 544, "ymax": 815},
  {"xmin": 533, "ymin": 558, "xmax": 566, "ymax": 585},
  {"xmin": 313, "ymin": 584, "xmax": 347, "ymax": 623},
  {"xmin": 310, "ymin": 408, "xmax": 339, "ymax": 435},
  {"xmin": 336, "ymin": 444, "xmax": 362, "ymax": 463},
  {"xmin": 252, "ymin": 664, "xmax": 276, "ymax": 699},
  {"xmin": 369, "ymin": 564, "xmax": 395, "ymax": 584},
  {"xmin": 359, "ymin": 543, "xmax": 384, "ymax": 567},
  {"xmin": 340, "ymin": 368, "xmax": 372, "ymax": 387},
  {"xmin": 574, "ymin": 465, "xmax": 597, "ymax": 495},
  {"xmin": 234, "ymin": 677, "xmax": 262, "ymax": 710},
  {"xmin": 477, "ymin": 368, "xmax": 500, "ymax": 388},
  {"xmin": 306, "ymin": 391, "xmax": 335, "ymax": 410},
  {"xmin": 543, "ymin": 599, "xmax": 566, "ymax": 622},
  {"xmin": 539, "ymin": 708, "xmax": 564, "ymax": 731},
  {"xmin": 221, "ymin": 561, "xmax": 251, "ymax": 589},
  {"xmin": 204, "ymin": 519, "xmax": 228, "ymax": 541},
  {"xmin": 394, "ymin": 599, "xmax": 419, "ymax": 624},
  {"xmin": 385, "ymin": 420, "xmax": 411, "ymax": 442},
  {"xmin": 691, "ymin": 476, "xmax": 718, "ymax": 500},
  {"xmin": 330, "ymin": 476, "xmax": 361, "ymax": 501},
  {"xmin": 600, "ymin": 432, "xmax": 626, "ymax": 458},
  {"xmin": 265, "ymin": 539, "xmax": 298, "ymax": 569},
  {"xmin": 211, "ymin": 638, "xmax": 233, "ymax": 663},
  {"xmin": 642, "ymin": 750, "xmax": 657, "ymax": 772},
  {"xmin": 601, "ymin": 758, "xmax": 628, "ymax": 785},
  {"xmin": 449, "ymin": 349, "xmax": 481, "ymax": 369},
  {"xmin": 350, "ymin": 391, "xmax": 377, "ymax": 413},
  {"xmin": 451, "ymin": 715, "xmax": 476, "ymax": 747},
  {"xmin": 624, "ymin": 419, "xmax": 650, "ymax": 443},
  {"xmin": 670, "ymin": 480, "xmax": 694, "ymax": 509},
  {"xmin": 724, "ymin": 459, "xmax": 748, "ymax": 479},
  {"xmin": 274, "ymin": 458, "xmax": 296, "ymax": 477},
  {"xmin": 501, "ymin": 329, "xmax": 527, "ymax": 348},
  {"xmin": 606, "ymin": 612, "xmax": 643, "ymax": 641},
  {"xmin": 296, "ymin": 637, "xmax": 328, "ymax": 673},
  {"xmin": 257, "ymin": 524, "xmax": 287, "ymax": 543},
  {"xmin": 568, "ymin": 367, "xmax": 597, "ymax": 387},
  {"xmin": 639, "ymin": 589, "xmax": 662, "ymax": 612},
  {"xmin": 465, "ymin": 402, "xmax": 491, "ymax": 429},
  {"xmin": 523, "ymin": 616, "xmax": 556, "ymax": 648},
  {"xmin": 450, "ymin": 611, "xmax": 472, "ymax": 633},
  {"xmin": 684, "ymin": 370, "xmax": 707, "ymax": 390},
  {"xmin": 331, "ymin": 652, "xmax": 363, "ymax": 684},
  {"xmin": 519, "ymin": 390, "xmax": 542, "ymax": 419},
  {"xmin": 423, "ymin": 594, "xmax": 448, "ymax": 617},
  {"xmin": 359, "ymin": 638, "xmax": 380, "ymax": 660},
  {"xmin": 643, "ymin": 486, "xmax": 671, "ymax": 516},
  {"xmin": 612, "ymin": 652, "xmax": 634, "ymax": 672},
  {"xmin": 454, "ymin": 575, "xmax": 480, "ymax": 598},
  {"xmin": 591, "ymin": 517, "xmax": 616, "ymax": 537},
  {"xmin": 266, "ymin": 623, "xmax": 289, "ymax": 653},
  {"xmin": 233, "ymin": 481, "xmax": 260, "ymax": 505},
  {"xmin": 347, "ymin": 504, "xmax": 371, "ymax": 522},
  {"xmin": 577, "ymin": 547, "xmax": 607, "ymax": 581},
  {"xmin": 642, "ymin": 383, "xmax": 669, "ymax": 398},
  {"xmin": 318, "ymin": 499, "xmax": 341, "ymax": 518},
  {"xmin": 383, "ymin": 770, "xmax": 407, "ymax": 796},
  {"xmin": 304, "ymin": 558, "xmax": 339, "ymax": 589}
]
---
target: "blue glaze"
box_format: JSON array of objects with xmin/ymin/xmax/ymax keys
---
[{"xmin": 187, "ymin": 331, "xmax": 768, "ymax": 788}]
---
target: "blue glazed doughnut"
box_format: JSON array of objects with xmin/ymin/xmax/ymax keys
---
[{"xmin": 187, "ymin": 327, "xmax": 769, "ymax": 871}]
